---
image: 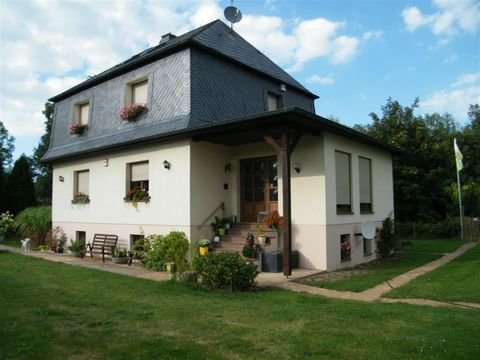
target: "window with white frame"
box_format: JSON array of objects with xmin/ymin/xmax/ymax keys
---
[
  {"xmin": 359, "ymin": 156, "xmax": 373, "ymax": 213},
  {"xmin": 335, "ymin": 151, "xmax": 352, "ymax": 214},
  {"xmin": 73, "ymin": 170, "xmax": 90, "ymax": 203},
  {"xmin": 267, "ymin": 92, "xmax": 282, "ymax": 111},
  {"xmin": 126, "ymin": 161, "xmax": 149, "ymax": 201}
]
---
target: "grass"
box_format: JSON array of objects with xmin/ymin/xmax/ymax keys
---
[
  {"xmin": 1, "ymin": 252, "xmax": 480, "ymax": 359},
  {"xmin": 302, "ymin": 251, "xmax": 441, "ymax": 293},
  {"xmin": 386, "ymin": 243, "xmax": 480, "ymax": 303}
]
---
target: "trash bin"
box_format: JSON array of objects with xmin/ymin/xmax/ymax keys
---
[{"xmin": 262, "ymin": 251, "xmax": 299, "ymax": 272}]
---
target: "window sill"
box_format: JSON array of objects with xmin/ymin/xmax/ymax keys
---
[
  {"xmin": 364, "ymin": 252, "xmax": 373, "ymax": 257},
  {"xmin": 360, "ymin": 211, "xmax": 375, "ymax": 215},
  {"xmin": 337, "ymin": 212, "xmax": 354, "ymax": 216}
]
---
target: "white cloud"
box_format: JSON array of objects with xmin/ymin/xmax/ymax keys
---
[
  {"xmin": 402, "ymin": 0, "xmax": 480, "ymax": 36},
  {"xmin": 362, "ymin": 30, "xmax": 383, "ymax": 41},
  {"xmin": 306, "ymin": 75, "xmax": 335, "ymax": 85},
  {"xmin": 421, "ymin": 73, "xmax": 480, "ymax": 122},
  {"xmin": 451, "ymin": 73, "xmax": 479, "ymax": 87}
]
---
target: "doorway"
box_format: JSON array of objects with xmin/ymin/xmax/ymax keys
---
[{"xmin": 240, "ymin": 156, "xmax": 278, "ymax": 222}]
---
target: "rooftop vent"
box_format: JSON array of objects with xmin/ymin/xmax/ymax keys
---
[{"xmin": 159, "ymin": 33, "xmax": 177, "ymax": 45}]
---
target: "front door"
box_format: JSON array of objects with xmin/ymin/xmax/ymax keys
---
[{"xmin": 241, "ymin": 156, "xmax": 278, "ymax": 222}]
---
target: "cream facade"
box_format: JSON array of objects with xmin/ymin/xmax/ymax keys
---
[{"xmin": 53, "ymin": 134, "xmax": 393, "ymax": 271}]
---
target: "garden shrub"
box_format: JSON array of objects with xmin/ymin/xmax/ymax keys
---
[
  {"xmin": 15, "ymin": 206, "xmax": 51, "ymax": 244},
  {"xmin": 144, "ymin": 231, "xmax": 189, "ymax": 272},
  {"xmin": 377, "ymin": 216, "xmax": 397, "ymax": 258},
  {"xmin": 192, "ymin": 252, "xmax": 259, "ymax": 291}
]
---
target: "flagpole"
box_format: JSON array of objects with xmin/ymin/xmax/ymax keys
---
[{"xmin": 456, "ymin": 168, "xmax": 464, "ymax": 241}]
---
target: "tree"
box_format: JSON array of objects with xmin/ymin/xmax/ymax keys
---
[
  {"xmin": 5, "ymin": 155, "xmax": 37, "ymax": 215},
  {"xmin": 0, "ymin": 152, "xmax": 5, "ymax": 212},
  {"xmin": 32, "ymin": 102, "xmax": 54, "ymax": 204},
  {"xmin": 0, "ymin": 121, "xmax": 15, "ymax": 171}
]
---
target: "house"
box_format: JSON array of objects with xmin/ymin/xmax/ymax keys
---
[{"xmin": 43, "ymin": 20, "xmax": 395, "ymax": 272}]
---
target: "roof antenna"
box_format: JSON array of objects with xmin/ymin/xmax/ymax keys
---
[{"xmin": 224, "ymin": 0, "xmax": 242, "ymax": 30}]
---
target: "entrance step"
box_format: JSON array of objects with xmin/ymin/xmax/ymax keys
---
[{"xmin": 213, "ymin": 222, "xmax": 277, "ymax": 253}]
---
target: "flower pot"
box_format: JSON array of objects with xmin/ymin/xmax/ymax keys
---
[
  {"xmin": 257, "ymin": 236, "xmax": 266, "ymax": 246},
  {"xmin": 112, "ymin": 257, "xmax": 129, "ymax": 264},
  {"xmin": 199, "ymin": 246, "xmax": 209, "ymax": 256},
  {"xmin": 57, "ymin": 248, "xmax": 64, "ymax": 254},
  {"xmin": 70, "ymin": 251, "xmax": 82, "ymax": 257},
  {"xmin": 213, "ymin": 236, "xmax": 220, "ymax": 243},
  {"xmin": 225, "ymin": 223, "xmax": 231, "ymax": 230},
  {"xmin": 218, "ymin": 228, "xmax": 226, "ymax": 236}
]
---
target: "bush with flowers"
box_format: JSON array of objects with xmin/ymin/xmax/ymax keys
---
[
  {"xmin": 69, "ymin": 123, "xmax": 88, "ymax": 135},
  {"xmin": 120, "ymin": 104, "xmax": 148, "ymax": 121},
  {"xmin": 0, "ymin": 211, "xmax": 15, "ymax": 238},
  {"xmin": 72, "ymin": 192, "xmax": 90, "ymax": 204}
]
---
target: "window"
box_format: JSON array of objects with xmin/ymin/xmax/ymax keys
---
[
  {"xmin": 130, "ymin": 234, "xmax": 145, "ymax": 255},
  {"xmin": 73, "ymin": 170, "xmax": 90, "ymax": 203},
  {"xmin": 359, "ymin": 157, "xmax": 373, "ymax": 213},
  {"xmin": 363, "ymin": 237, "xmax": 373, "ymax": 256},
  {"xmin": 125, "ymin": 78, "xmax": 148, "ymax": 106},
  {"xmin": 267, "ymin": 92, "xmax": 282, "ymax": 111},
  {"xmin": 74, "ymin": 101, "xmax": 90, "ymax": 125},
  {"xmin": 76, "ymin": 231, "xmax": 86, "ymax": 244},
  {"xmin": 335, "ymin": 151, "xmax": 351, "ymax": 214},
  {"xmin": 126, "ymin": 161, "xmax": 149, "ymax": 200},
  {"xmin": 132, "ymin": 80, "xmax": 148, "ymax": 105},
  {"xmin": 340, "ymin": 234, "xmax": 351, "ymax": 262}
]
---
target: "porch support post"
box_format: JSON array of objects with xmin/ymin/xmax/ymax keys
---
[{"xmin": 265, "ymin": 132, "xmax": 300, "ymax": 277}]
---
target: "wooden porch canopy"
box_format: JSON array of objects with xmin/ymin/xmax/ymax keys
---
[{"xmin": 191, "ymin": 107, "xmax": 395, "ymax": 277}]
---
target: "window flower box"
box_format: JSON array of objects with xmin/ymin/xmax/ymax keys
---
[
  {"xmin": 124, "ymin": 187, "xmax": 150, "ymax": 207},
  {"xmin": 69, "ymin": 123, "xmax": 88, "ymax": 135},
  {"xmin": 120, "ymin": 104, "xmax": 148, "ymax": 121},
  {"xmin": 72, "ymin": 192, "xmax": 90, "ymax": 204}
]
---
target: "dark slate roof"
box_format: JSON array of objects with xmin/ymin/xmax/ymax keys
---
[
  {"xmin": 42, "ymin": 108, "xmax": 397, "ymax": 162},
  {"xmin": 49, "ymin": 20, "xmax": 317, "ymax": 103}
]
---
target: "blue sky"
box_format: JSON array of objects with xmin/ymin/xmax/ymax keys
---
[{"xmin": 1, "ymin": 0, "xmax": 479, "ymax": 162}]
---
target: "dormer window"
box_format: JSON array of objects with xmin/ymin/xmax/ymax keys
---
[
  {"xmin": 126, "ymin": 78, "xmax": 148, "ymax": 106},
  {"xmin": 74, "ymin": 101, "xmax": 90, "ymax": 125},
  {"xmin": 132, "ymin": 80, "xmax": 148, "ymax": 105},
  {"xmin": 267, "ymin": 92, "xmax": 282, "ymax": 111}
]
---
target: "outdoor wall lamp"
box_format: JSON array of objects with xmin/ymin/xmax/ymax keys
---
[
  {"xmin": 163, "ymin": 160, "xmax": 171, "ymax": 170},
  {"xmin": 59, "ymin": 176, "xmax": 64, "ymax": 182},
  {"xmin": 293, "ymin": 162, "xmax": 301, "ymax": 174}
]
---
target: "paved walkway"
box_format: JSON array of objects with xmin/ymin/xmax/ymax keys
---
[{"xmin": 1, "ymin": 242, "xmax": 478, "ymax": 310}]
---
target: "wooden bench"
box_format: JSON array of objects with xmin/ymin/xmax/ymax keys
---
[{"xmin": 81, "ymin": 234, "xmax": 118, "ymax": 263}]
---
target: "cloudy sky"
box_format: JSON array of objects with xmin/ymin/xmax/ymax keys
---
[{"xmin": 1, "ymin": 0, "xmax": 479, "ymax": 160}]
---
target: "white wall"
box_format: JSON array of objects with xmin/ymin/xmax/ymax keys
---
[
  {"xmin": 323, "ymin": 133, "xmax": 394, "ymax": 270},
  {"xmin": 52, "ymin": 140, "xmax": 191, "ymax": 248}
]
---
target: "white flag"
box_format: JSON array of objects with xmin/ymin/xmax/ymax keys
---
[{"xmin": 454, "ymin": 138, "xmax": 463, "ymax": 172}]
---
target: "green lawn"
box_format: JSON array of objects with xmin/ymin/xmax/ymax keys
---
[
  {"xmin": 404, "ymin": 238, "xmax": 464, "ymax": 254},
  {"xmin": 302, "ymin": 252, "xmax": 441, "ymax": 292},
  {"xmin": 1, "ymin": 252, "xmax": 479, "ymax": 359},
  {"xmin": 386, "ymin": 244, "xmax": 480, "ymax": 303}
]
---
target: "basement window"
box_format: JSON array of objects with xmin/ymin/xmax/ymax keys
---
[{"xmin": 340, "ymin": 234, "xmax": 351, "ymax": 262}]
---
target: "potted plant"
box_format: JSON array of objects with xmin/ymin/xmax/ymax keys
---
[
  {"xmin": 72, "ymin": 192, "xmax": 90, "ymax": 204},
  {"xmin": 120, "ymin": 104, "xmax": 148, "ymax": 121},
  {"xmin": 222, "ymin": 217, "xmax": 231, "ymax": 231},
  {"xmin": 68, "ymin": 238, "xmax": 85, "ymax": 257},
  {"xmin": 112, "ymin": 248, "xmax": 129, "ymax": 264},
  {"xmin": 198, "ymin": 238, "xmax": 210, "ymax": 256},
  {"xmin": 256, "ymin": 224, "xmax": 266, "ymax": 246},
  {"xmin": 263, "ymin": 211, "xmax": 285, "ymax": 250},
  {"xmin": 69, "ymin": 123, "xmax": 88, "ymax": 135},
  {"xmin": 124, "ymin": 187, "xmax": 150, "ymax": 208},
  {"xmin": 340, "ymin": 241, "xmax": 351, "ymax": 261},
  {"xmin": 56, "ymin": 234, "xmax": 67, "ymax": 254},
  {"xmin": 242, "ymin": 245, "xmax": 256, "ymax": 259}
]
